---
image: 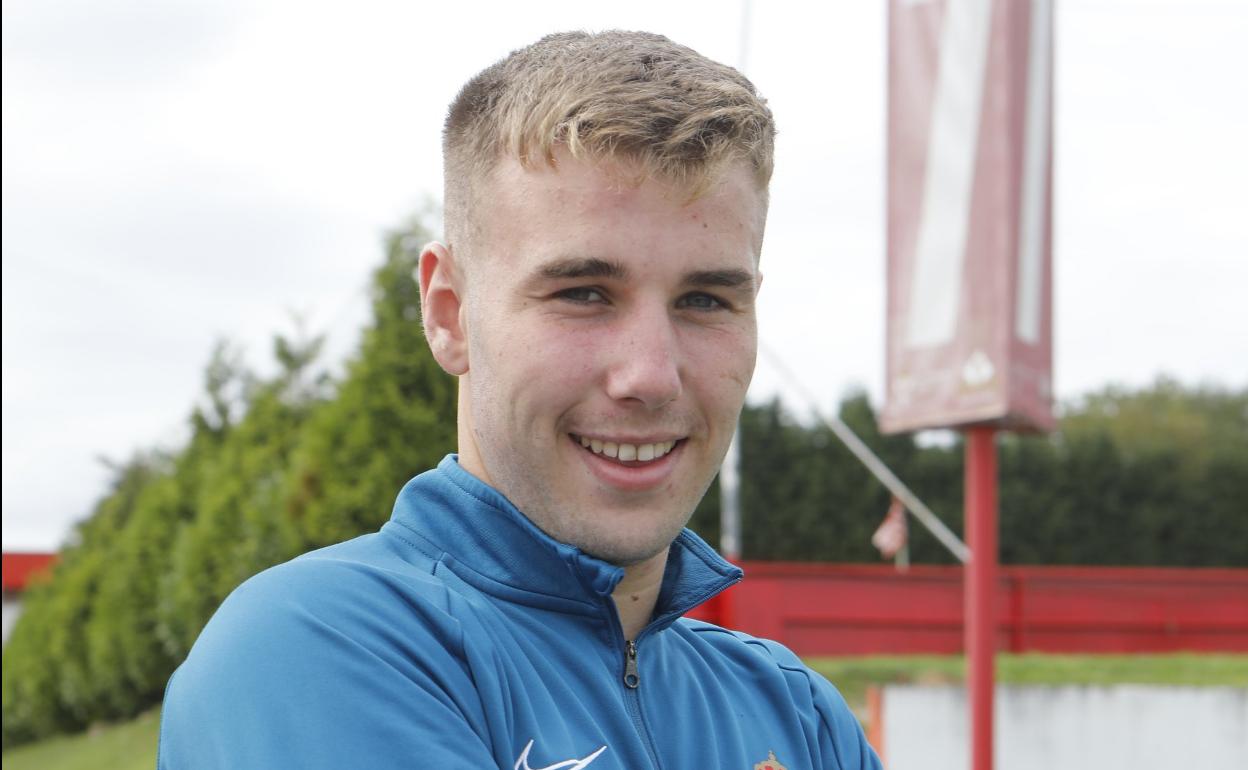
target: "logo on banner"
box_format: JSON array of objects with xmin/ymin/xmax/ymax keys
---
[{"xmin": 961, "ymin": 349, "xmax": 996, "ymax": 388}]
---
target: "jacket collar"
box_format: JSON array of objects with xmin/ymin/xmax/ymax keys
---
[{"xmin": 385, "ymin": 455, "xmax": 742, "ymax": 621}]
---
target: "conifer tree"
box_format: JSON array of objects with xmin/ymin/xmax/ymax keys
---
[{"xmin": 287, "ymin": 215, "xmax": 457, "ymax": 548}]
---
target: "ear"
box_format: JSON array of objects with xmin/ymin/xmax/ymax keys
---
[{"xmin": 418, "ymin": 241, "xmax": 469, "ymax": 376}]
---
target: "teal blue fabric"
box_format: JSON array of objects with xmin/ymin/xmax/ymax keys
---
[{"xmin": 158, "ymin": 455, "xmax": 881, "ymax": 769}]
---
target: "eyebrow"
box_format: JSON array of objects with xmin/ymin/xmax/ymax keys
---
[
  {"xmin": 683, "ymin": 269, "xmax": 757, "ymax": 291},
  {"xmin": 531, "ymin": 257, "xmax": 756, "ymax": 292},
  {"xmin": 537, "ymin": 257, "xmax": 629, "ymax": 281}
]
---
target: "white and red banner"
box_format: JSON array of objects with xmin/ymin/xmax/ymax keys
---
[
  {"xmin": 872, "ymin": 497, "xmax": 909, "ymax": 560},
  {"xmin": 882, "ymin": 0, "xmax": 1055, "ymax": 434}
]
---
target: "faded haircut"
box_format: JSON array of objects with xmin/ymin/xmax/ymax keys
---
[{"xmin": 442, "ymin": 30, "xmax": 775, "ymax": 251}]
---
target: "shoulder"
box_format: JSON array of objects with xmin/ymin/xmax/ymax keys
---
[
  {"xmin": 671, "ymin": 618, "xmax": 879, "ymax": 768},
  {"xmin": 159, "ymin": 540, "xmax": 495, "ymax": 768},
  {"xmin": 676, "ymin": 617, "xmax": 810, "ymax": 668},
  {"xmin": 184, "ymin": 537, "xmax": 473, "ymax": 676}
]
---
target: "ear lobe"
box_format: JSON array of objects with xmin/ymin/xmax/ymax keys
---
[{"xmin": 418, "ymin": 242, "xmax": 469, "ymax": 376}]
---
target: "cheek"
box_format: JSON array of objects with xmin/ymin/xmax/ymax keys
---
[
  {"xmin": 482, "ymin": 330, "xmax": 600, "ymax": 411},
  {"xmin": 683, "ymin": 329, "xmax": 757, "ymax": 404}
]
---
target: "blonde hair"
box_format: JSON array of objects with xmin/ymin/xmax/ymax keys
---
[{"xmin": 442, "ymin": 30, "xmax": 775, "ymax": 250}]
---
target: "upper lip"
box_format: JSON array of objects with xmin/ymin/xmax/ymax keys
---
[{"xmin": 570, "ymin": 432, "xmax": 685, "ymax": 444}]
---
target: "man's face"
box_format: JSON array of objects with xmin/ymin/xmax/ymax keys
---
[{"xmin": 447, "ymin": 153, "xmax": 763, "ymax": 566}]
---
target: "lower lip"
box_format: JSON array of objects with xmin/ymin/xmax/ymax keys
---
[{"xmin": 573, "ymin": 436, "xmax": 682, "ymax": 492}]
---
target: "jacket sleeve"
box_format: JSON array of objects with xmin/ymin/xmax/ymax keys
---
[
  {"xmin": 157, "ymin": 559, "xmax": 500, "ymax": 769},
  {"xmin": 805, "ymin": 669, "xmax": 883, "ymax": 770},
  {"xmin": 751, "ymin": 636, "xmax": 883, "ymax": 770}
]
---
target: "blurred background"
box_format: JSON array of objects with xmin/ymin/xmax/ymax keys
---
[{"xmin": 3, "ymin": 0, "xmax": 1245, "ymax": 767}]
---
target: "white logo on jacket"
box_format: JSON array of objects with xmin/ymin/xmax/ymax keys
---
[{"xmin": 514, "ymin": 739, "xmax": 607, "ymax": 770}]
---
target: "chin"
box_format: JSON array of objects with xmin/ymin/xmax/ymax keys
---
[
  {"xmin": 573, "ymin": 526, "xmax": 682, "ymax": 568},
  {"xmin": 584, "ymin": 545, "xmax": 667, "ymax": 569}
]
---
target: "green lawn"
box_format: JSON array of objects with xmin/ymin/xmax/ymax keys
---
[
  {"xmin": 809, "ymin": 652, "xmax": 1248, "ymax": 712},
  {"xmin": 4, "ymin": 654, "xmax": 1246, "ymax": 769},
  {"xmin": 2, "ymin": 707, "xmax": 160, "ymax": 770}
]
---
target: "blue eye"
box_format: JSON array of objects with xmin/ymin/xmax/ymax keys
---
[
  {"xmin": 679, "ymin": 292, "xmax": 725, "ymax": 311},
  {"xmin": 557, "ymin": 287, "xmax": 607, "ymax": 304}
]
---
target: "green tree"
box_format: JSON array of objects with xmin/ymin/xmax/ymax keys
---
[
  {"xmin": 287, "ymin": 215, "xmax": 457, "ymax": 548},
  {"xmin": 83, "ymin": 455, "xmax": 179, "ymax": 719},
  {"xmin": 162, "ymin": 332, "xmax": 323, "ymax": 654},
  {"xmin": 2, "ymin": 577, "xmax": 72, "ymax": 746},
  {"xmin": 3, "ymin": 458, "xmax": 152, "ymax": 746}
]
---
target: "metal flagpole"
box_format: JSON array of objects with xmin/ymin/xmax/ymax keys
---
[
  {"xmin": 965, "ymin": 427, "xmax": 998, "ymax": 770},
  {"xmin": 719, "ymin": 429, "xmax": 742, "ymax": 563}
]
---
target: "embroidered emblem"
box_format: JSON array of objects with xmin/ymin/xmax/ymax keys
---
[
  {"xmin": 514, "ymin": 739, "xmax": 607, "ymax": 770},
  {"xmin": 754, "ymin": 750, "xmax": 788, "ymax": 770}
]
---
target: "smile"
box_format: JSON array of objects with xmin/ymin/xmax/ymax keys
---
[{"xmin": 569, "ymin": 434, "xmax": 681, "ymax": 463}]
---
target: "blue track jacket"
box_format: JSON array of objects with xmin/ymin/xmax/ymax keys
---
[{"xmin": 159, "ymin": 456, "xmax": 881, "ymax": 769}]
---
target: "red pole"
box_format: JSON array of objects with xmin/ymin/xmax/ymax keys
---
[{"xmin": 965, "ymin": 427, "xmax": 998, "ymax": 770}]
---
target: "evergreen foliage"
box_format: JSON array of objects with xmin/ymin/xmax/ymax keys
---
[
  {"xmin": 3, "ymin": 214, "xmax": 455, "ymax": 748},
  {"xmin": 696, "ymin": 382, "xmax": 1246, "ymax": 568},
  {"xmin": 2, "ymin": 207, "xmax": 1243, "ymax": 747},
  {"xmin": 287, "ymin": 219, "xmax": 457, "ymax": 548}
]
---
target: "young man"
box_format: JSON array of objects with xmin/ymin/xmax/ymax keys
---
[{"xmin": 159, "ymin": 31, "xmax": 881, "ymax": 769}]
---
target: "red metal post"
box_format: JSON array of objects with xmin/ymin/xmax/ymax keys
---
[{"xmin": 965, "ymin": 427, "xmax": 998, "ymax": 770}]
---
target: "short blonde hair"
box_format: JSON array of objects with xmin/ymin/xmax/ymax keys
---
[{"xmin": 442, "ymin": 30, "xmax": 775, "ymax": 250}]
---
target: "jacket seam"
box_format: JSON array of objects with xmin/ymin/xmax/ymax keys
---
[
  {"xmin": 389, "ymin": 505, "xmax": 601, "ymax": 615},
  {"xmin": 432, "ymin": 468, "xmax": 614, "ymax": 611},
  {"xmin": 387, "ymin": 518, "xmax": 448, "ymax": 562},
  {"xmin": 689, "ymin": 629, "xmax": 846, "ymax": 756},
  {"xmin": 440, "ymin": 465, "xmax": 514, "ymax": 517},
  {"xmin": 775, "ymin": 660, "xmax": 847, "ymax": 764}
]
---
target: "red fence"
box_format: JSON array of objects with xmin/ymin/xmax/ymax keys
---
[
  {"xmin": 2, "ymin": 552, "xmax": 57, "ymax": 593},
  {"xmin": 689, "ymin": 562, "xmax": 1248, "ymax": 656}
]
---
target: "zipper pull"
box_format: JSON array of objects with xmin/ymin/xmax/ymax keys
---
[{"xmin": 623, "ymin": 640, "xmax": 640, "ymax": 689}]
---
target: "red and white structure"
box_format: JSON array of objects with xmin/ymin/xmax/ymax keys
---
[
  {"xmin": 883, "ymin": 1, "xmax": 1055, "ymax": 768},
  {"xmin": 2, "ymin": 551, "xmax": 58, "ymax": 646},
  {"xmin": 882, "ymin": 0, "xmax": 1054, "ymax": 435}
]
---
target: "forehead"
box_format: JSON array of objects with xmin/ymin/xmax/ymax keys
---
[{"xmin": 468, "ymin": 152, "xmax": 767, "ymax": 274}]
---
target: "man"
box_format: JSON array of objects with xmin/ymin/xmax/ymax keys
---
[{"xmin": 159, "ymin": 31, "xmax": 881, "ymax": 769}]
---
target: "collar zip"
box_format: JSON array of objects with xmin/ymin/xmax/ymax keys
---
[{"xmin": 623, "ymin": 640, "xmax": 640, "ymax": 689}]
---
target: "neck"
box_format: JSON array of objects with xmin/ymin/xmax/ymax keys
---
[{"xmin": 612, "ymin": 548, "xmax": 669, "ymax": 641}]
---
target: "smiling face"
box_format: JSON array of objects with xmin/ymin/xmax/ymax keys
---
[{"xmin": 421, "ymin": 152, "xmax": 764, "ymax": 566}]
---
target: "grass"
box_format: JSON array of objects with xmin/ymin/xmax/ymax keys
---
[
  {"xmin": 1, "ymin": 707, "xmax": 160, "ymax": 770},
  {"xmin": 808, "ymin": 653, "xmax": 1248, "ymax": 714},
  {"xmin": 4, "ymin": 655, "xmax": 1246, "ymax": 769}
]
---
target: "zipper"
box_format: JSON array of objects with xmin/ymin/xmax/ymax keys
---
[
  {"xmin": 624, "ymin": 640, "xmax": 640, "ymax": 689},
  {"xmin": 606, "ymin": 545, "xmax": 742, "ymax": 767},
  {"xmin": 620, "ymin": 636, "xmax": 662, "ymax": 769}
]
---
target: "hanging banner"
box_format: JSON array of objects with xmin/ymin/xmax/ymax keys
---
[
  {"xmin": 871, "ymin": 497, "xmax": 909, "ymax": 560},
  {"xmin": 881, "ymin": 0, "xmax": 1055, "ymax": 434}
]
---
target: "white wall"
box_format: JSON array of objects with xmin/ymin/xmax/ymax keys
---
[
  {"xmin": 882, "ymin": 684, "xmax": 1248, "ymax": 770},
  {"xmin": 2, "ymin": 594, "xmax": 22, "ymax": 647}
]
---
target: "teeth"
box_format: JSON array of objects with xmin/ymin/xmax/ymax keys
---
[{"xmin": 576, "ymin": 436, "xmax": 680, "ymax": 463}]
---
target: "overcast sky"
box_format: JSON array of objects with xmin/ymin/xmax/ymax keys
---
[{"xmin": 4, "ymin": 0, "xmax": 1246, "ymax": 551}]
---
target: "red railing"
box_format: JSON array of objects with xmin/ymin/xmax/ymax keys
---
[
  {"xmin": 690, "ymin": 562, "xmax": 1248, "ymax": 655},
  {"xmin": 2, "ymin": 552, "xmax": 57, "ymax": 593}
]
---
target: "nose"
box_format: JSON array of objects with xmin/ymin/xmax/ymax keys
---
[{"xmin": 603, "ymin": 306, "xmax": 683, "ymax": 410}]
